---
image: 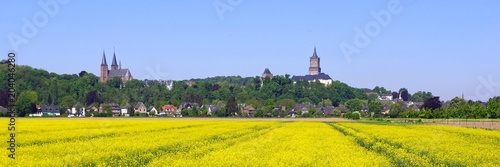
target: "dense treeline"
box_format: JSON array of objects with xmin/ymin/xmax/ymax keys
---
[
  {"xmin": 1, "ymin": 62, "xmax": 440, "ymax": 117},
  {"xmin": 343, "ymin": 96, "xmax": 500, "ymax": 120},
  {"xmin": 399, "ymin": 97, "xmax": 500, "ymax": 119},
  {"xmin": 186, "ymin": 76, "xmax": 254, "ymax": 85}
]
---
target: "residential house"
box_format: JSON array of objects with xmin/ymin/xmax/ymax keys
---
[
  {"xmin": 242, "ymin": 105, "xmax": 256, "ymax": 116},
  {"xmin": 121, "ymin": 103, "xmax": 130, "ymax": 116},
  {"xmin": 185, "ymin": 82, "xmax": 195, "ymax": 87},
  {"xmin": 134, "ymin": 102, "xmax": 147, "ymax": 114},
  {"xmin": 86, "ymin": 105, "xmax": 99, "ymax": 112},
  {"xmin": 204, "ymin": 105, "xmax": 222, "ymax": 116},
  {"xmin": 315, "ymin": 105, "xmax": 336, "ymax": 116},
  {"xmin": 147, "ymin": 106, "xmax": 158, "ymax": 115},
  {"xmin": 410, "ymin": 102, "xmax": 424, "ymax": 111},
  {"xmin": 160, "ymin": 105, "xmax": 179, "ymax": 116},
  {"xmin": 99, "ymin": 103, "xmax": 121, "ymax": 116},
  {"xmin": 37, "ymin": 105, "xmax": 60, "ymax": 116},
  {"xmin": 361, "ymin": 106, "xmax": 369, "ymax": 112},
  {"xmin": 71, "ymin": 102, "xmax": 85, "ymax": 117},
  {"xmin": 180, "ymin": 102, "xmax": 199, "ymax": 110},
  {"xmin": 379, "ymin": 94, "xmax": 393, "ymax": 101},
  {"xmin": 291, "ymin": 102, "xmax": 311, "ymax": 115},
  {"xmin": 381, "ymin": 103, "xmax": 391, "ymax": 115}
]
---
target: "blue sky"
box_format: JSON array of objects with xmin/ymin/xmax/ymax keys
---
[{"xmin": 2, "ymin": 0, "xmax": 500, "ymax": 101}]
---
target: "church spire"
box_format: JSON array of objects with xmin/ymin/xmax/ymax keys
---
[
  {"xmin": 101, "ymin": 50, "xmax": 107, "ymax": 66},
  {"xmin": 111, "ymin": 51, "xmax": 119, "ymax": 70},
  {"xmin": 311, "ymin": 47, "xmax": 318, "ymax": 58},
  {"xmin": 112, "ymin": 52, "xmax": 118, "ymax": 66}
]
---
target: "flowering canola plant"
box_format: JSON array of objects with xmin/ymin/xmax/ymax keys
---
[{"xmin": 0, "ymin": 119, "xmax": 498, "ymax": 166}]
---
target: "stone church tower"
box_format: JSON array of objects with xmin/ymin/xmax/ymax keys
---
[
  {"xmin": 111, "ymin": 52, "xmax": 119, "ymax": 70},
  {"xmin": 308, "ymin": 47, "xmax": 321, "ymax": 75},
  {"xmin": 99, "ymin": 50, "xmax": 133, "ymax": 83},
  {"xmin": 262, "ymin": 68, "xmax": 273, "ymax": 79},
  {"xmin": 100, "ymin": 51, "xmax": 108, "ymax": 83}
]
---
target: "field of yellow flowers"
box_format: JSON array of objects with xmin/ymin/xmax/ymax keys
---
[{"xmin": 1, "ymin": 119, "xmax": 499, "ymax": 166}]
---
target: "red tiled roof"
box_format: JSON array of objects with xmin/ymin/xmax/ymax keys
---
[{"xmin": 161, "ymin": 105, "xmax": 178, "ymax": 112}]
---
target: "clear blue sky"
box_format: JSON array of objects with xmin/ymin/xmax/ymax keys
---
[{"xmin": 2, "ymin": 0, "xmax": 500, "ymax": 101}]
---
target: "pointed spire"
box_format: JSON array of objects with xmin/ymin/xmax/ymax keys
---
[
  {"xmin": 111, "ymin": 51, "xmax": 118, "ymax": 66},
  {"xmin": 311, "ymin": 47, "xmax": 318, "ymax": 58},
  {"xmin": 263, "ymin": 68, "xmax": 271, "ymax": 74},
  {"xmin": 119, "ymin": 60, "xmax": 122, "ymax": 69},
  {"xmin": 101, "ymin": 50, "xmax": 107, "ymax": 66}
]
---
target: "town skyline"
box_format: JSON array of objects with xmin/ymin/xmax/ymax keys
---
[{"xmin": 2, "ymin": 1, "xmax": 500, "ymax": 101}]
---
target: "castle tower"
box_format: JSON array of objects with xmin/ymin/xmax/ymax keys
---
[
  {"xmin": 262, "ymin": 68, "xmax": 273, "ymax": 79},
  {"xmin": 100, "ymin": 51, "xmax": 109, "ymax": 82},
  {"xmin": 111, "ymin": 52, "xmax": 119, "ymax": 70},
  {"xmin": 308, "ymin": 47, "xmax": 321, "ymax": 75}
]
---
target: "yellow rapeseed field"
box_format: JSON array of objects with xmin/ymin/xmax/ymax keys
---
[{"xmin": 0, "ymin": 119, "xmax": 499, "ymax": 166}]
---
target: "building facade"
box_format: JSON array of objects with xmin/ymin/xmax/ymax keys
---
[
  {"xmin": 100, "ymin": 51, "xmax": 133, "ymax": 83},
  {"xmin": 292, "ymin": 47, "xmax": 333, "ymax": 85}
]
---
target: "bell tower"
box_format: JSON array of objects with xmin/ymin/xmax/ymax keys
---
[
  {"xmin": 100, "ymin": 51, "xmax": 109, "ymax": 82},
  {"xmin": 308, "ymin": 47, "xmax": 321, "ymax": 75}
]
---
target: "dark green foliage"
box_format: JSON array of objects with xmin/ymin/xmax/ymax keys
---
[
  {"xmin": 345, "ymin": 99, "xmax": 363, "ymax": 112},
  {"xmin": 343, "ymin": 112, "xmax": 360, "ymax": 120},
  {"xmin": 226, "ymin": 97, "xmax": 238, "ymax": 116},
  {"xmin": 0, "ymin": 90, "xmax": 8, "ymax": 107},
  {"xmin": 368, "ymin": 100, "xmax": 383, "ymax": 115},
  {"xmin": 86, "ymin": 91, "xmax": 99, "ymax": 106},
  {"xmin": 389, "ymin": 101, "xmax": 405, "ymax": 118},
  {"xmin": 16, "ymin": 91, "xmax": 38, "ymax": 117},
  {"xmin": 422, "ymin": 96, "xmax": 442, "ymax": 111}
]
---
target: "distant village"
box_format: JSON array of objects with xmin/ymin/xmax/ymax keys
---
[{"xmin": 22, "ymin": 47, "xmax": 424, "ymax": 118}]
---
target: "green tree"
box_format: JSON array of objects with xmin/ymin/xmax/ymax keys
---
[
  {"xmin": 410, "ymin": 91, "xmax": 433, "ymax": 102},
  {"xmin": 298, "ymin": 97, "xmax": 312, "ymax": 104},
  {"xmin": 246, "ymin": 99, "xmax": 260, "ymax": 109},
  {"xmin": 226, "ymin": 97, "xmax": 238, "ymax": 116},
  {"xmin": 368, "ymin": 100, "xmax": 383, "ymax": 116},
  {"xmin": 254, "ymin": 109, "xmax": 265, "ymax": 117},
  {"xmin": 107, "ymin": 77, "xmax": 122, "ymax": 88},
  {"xmin": 334, "ymin": 106, "xmax": 347, "ymax": 117},
  {"xmin": 128, "ymin": 104, "xmax": 135, "ymax": 116},
  {"xmin": 345, "ymin": 99, "xmax": 363, "ymax": 112},
  {"xmin": 16, "ymin": 91, "xmax": 38, "ymax": 117},
  {"xmin": 449, "ymin": 97, "xmax": 466, "ymax": 108},
  {"xmin": 60, "ymin": 95, "xmax": 76, "ymax": 111},
  {"xmin": 277, "ymin": 99, "xmax": 296, "ymax": 112},
  {"xmin": 320, "ymin": 99, "xmax": 332, "ymax": 107},
  {"xmin": 236, "ymin": 91, "xmax": 249, "ymax": 104},
  {"xmin": 422, "ymin": 96, "xmax": 442, "ymax": 111},
  {"xmin": 389, "ymin": 101, "xmax": 405, "ymax": 118},
  {"xmin": 296, "ymin": 110, "xmax": 303, "ymax": 116},
  {"xmin": 487, "ymin": 97, "xmax": 500, "ymax": 118},
  {"xmin": 125, "ymin": 79, "xmax": 144, "ymax": 89}
]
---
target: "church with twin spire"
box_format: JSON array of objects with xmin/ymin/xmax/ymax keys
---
[{"xmin": 100, "ymin": 51, "xmax": 133, "ymax": 83}]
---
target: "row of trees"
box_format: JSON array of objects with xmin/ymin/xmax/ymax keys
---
[
  {"xmin": 398, "ymin": 97, "xmax": 500, "ymax": 119},
  {"xmin": 342, "ymin": 96, "xmax": 500, "ymax": 120}
]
